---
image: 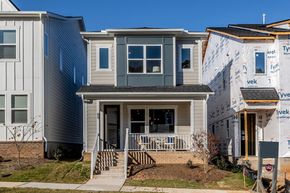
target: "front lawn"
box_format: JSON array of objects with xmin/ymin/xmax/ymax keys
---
[
  {"xmin": 126, "ymin": 164, "xmax": 254, "ymax": 190},
  {"xmin": 0, "ymin": 159, "xmax": 90, "ymax": 183},
  {"xmin": 0, "ymin": 188, "xmax": 152, "ymax": 193}
]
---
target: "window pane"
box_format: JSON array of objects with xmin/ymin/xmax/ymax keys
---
[
  {"xmin": 0, "ymin": 45, "xmax": 16, "ymax": 59},
  {"xmin": 0, "ymin": 95, "xmax": 4, "ymax": 108},
  {"xmin": 182, "ymin": 48, "xmax": 191, "ymax": 69},
  {"xmin": 146, "ymin": 46, "xmax": 161, "ymax": 58},
  {"xmin": 0, "ymin": 30, "xmax": 16, "ymax": 44},
  {"xmin": 131, "ymin": 123, "xmax": 145, "ymax": 133},
  {"xmin": 0, "ymin": 110, "xmax": 4, "ymax": 123},
  {"xmin": 149, "ymin": 109, "xmax": 175, "ymax": 133},
  {"xmin": 131, "ymin": 109, "xmax": 145, "ymax": 121},
  {"xmin": 147, "ymin": 60, "xmax": 161, "ymax": 73},
  {"xmin": 12, "ymin": 95, "xmax": 27, "ymax": 108},
  {"xmin": 129, "ymin": 60, "xmax": 143, "ymax": 73},
  {"xmin": 12, "ymin": 110, "xmax": 27, "ymax": 123},
  {"xmin": 99, "ymin": 48, "xmax": 109, "ymax": 69},
  {"xmin": 128, "ymin": 46, "xmax": 143, "ymax": 59},
  {"xmin": 255, "ymin": 52, "xmax": 265, "ymax": 73}
]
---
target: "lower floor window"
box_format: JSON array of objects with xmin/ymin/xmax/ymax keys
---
[
  {"xmin": 130, "ymin": 107, "xmax": 175, "ymax": 134},
  {"xmin": 149, "ymin": 109, "xmax": 175, "ymax": 133},
  {"xmin": 0, "ymin": 95, "xmax": 4, "ymax": 124},
  {"xmin": 11, "ymin": 95, "xmax": 28, "ymax": 124}
]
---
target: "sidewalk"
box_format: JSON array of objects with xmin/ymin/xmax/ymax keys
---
[{"xmin": 0, "ymin": 181, "xmax": 250, "ymax": 193}]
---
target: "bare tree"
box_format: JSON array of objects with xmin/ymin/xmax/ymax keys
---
[
  {"xmin": 192, "ymin": 132, "xmax": 219, "ymax": 173},
  {"xmin": 2, "ymin": 117, "xmax": 42, "ymax": 168}
]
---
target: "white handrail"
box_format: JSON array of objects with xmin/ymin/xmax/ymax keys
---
[
  {"xmin": 124, "ymin": 128, "xmax": 129, "ymax": 178},
  {"xmin": 90, "ymin": 136, "xmax": 99, "ymax": 179}
]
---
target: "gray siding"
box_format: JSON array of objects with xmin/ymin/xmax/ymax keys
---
[
  {"xmin": 44, "ymin": 17, "xmax": 87, "ymax": 145},
  {"xmin": 116, "ymin": 36, "xmax": 174, "ymax": 86}
]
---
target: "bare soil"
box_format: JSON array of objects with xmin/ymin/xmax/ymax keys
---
[
  {"xmin": 130, "ymin": 164, "xmax": 231, "ymax": 183},
  {"xmin": 0, "ymin": 158, "xmax": 50, "ymax": 172}
]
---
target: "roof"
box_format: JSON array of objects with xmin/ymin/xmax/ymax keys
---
[
  {"xmin": 77, "ymin": 85, "xmax": 213, "ymax": 94},
  {"xmin": 8, "ymin": 0, "xmax": 20, "ymax": 11},
  {"xmin": 240, "ymin": 87, "xmax": 279, "ymax": 102},
  {"xmin": 207, "ymin": 27, "xmax": 274, "ymax": 40},
  {"xmin": 207, "ymin": 19, "xmax": 290, "ymax": 41}
]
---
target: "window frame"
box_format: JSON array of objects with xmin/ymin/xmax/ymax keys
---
[
  {"xmin": 149, "ymin": 108, "xmax": 175, "ymax": 134},
  {"xmin": 254, "ymin": 51, "xmax": 266, "ymax": 75},
  {"xmin": 129, "ymin": 108, "xmax": 146, "ymax": 134},
  {"xmin": 0, "ymin": 28, "xmax": 19, "ymax": 61},
  {"xmin": 178, "ymin": 44, "xmax": 194, "ymax": 72},
  {"xmin": 96, "ymin": 44, "xmax": 112, "ymax": 71},
  {"xmin": 127, "ymin": 44, "xmax": 163, "ymax": 74},
  {"xmin": 11, "ymin": 94, "xmax": 29, "ymax": 124},
  {"xmin": 128, "ymin": 105, "xmax": 177, "ymax": 134},
  {"xmin": 0, "ymin": 95, "xmax": 5, "ymax": 124}
]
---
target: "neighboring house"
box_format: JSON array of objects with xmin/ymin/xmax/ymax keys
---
[
  {"xmin": 0, "ymin": 0, "xmax": 87, "ymax": 158},
  {"xmin": 78, "ymin": 28, "xmax": 212, "ymax": 177},
  {"xmin": 203, "ymin": 19, "xmax": 290, "ymax": 162}
]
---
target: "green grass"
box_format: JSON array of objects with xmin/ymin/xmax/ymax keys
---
[
  {"xmin": 0, "ymin": 188, "xmax": 153, "ymax": 193},
  {"xmin": 0, "ymin": 161, "xmax": 90, "ymax": 184},
  {"xmin": 126, "ymin": 172, "xmax": 255, "ymax": 190}
]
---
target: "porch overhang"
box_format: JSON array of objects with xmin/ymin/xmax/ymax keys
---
[
  {"xmin": 77, "ymin": 85, "xmax": 214, "ymax": 100},
  {"xmin": 241, "ymin": 87, "xmax": 280, "ymax": 104}
]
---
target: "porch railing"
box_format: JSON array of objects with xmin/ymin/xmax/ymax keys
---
[
  {"xmin": 128, "ymin": 133, "xmax": 192, "ymax": 151},
  {"xmin": 90, "ymin": 135, "xmax": 99, "ymax": 179}
]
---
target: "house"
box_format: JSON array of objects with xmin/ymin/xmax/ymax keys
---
[
  {"xmin": 203, "ymin": 19, "xmax": 290, "ymax": 169},
  {"xmin": 0, "ymin": 0, "xmax": 87, "ymax": 158},
  {"xmin": 77, "ymin": 28, "xmax": 212, "ymax": 178}
]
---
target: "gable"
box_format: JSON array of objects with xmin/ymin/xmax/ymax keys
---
[{"xmin": 0, "ymin": 0, "xmax": 19, "ymax": 11}]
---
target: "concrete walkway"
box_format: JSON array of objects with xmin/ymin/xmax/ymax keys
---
[{"xmin": 0, "ymin": 181, "xmax": 250, "ymax": 193}]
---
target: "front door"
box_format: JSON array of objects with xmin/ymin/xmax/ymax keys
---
[
  {"xmin": 104, "ymin": 105, "xmax": 120, "ymax": 149},
  {"xmin": 240, "ymin": 113, "xmax": 256, "ymax": 156}
]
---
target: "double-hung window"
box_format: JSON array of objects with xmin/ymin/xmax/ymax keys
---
[
  {"xmin": 11, "ymin": 95, "xmax": 28, "ymax": 124},
  {"xmin": 0, "ymin": 95, "xmax": 5, "ymax": 124},
  {"xmin": 179, "ymin": 45, "xmax": 193, "ymax": 70},
  {"xmin": 128, "ymin": 45, "xmax": 162, "ymax": 74},
  {"xmin": 0, "ymin": 30, "xmax": 16, "ymax": 59},
  {"xmin": 255, "ymin": 52, "xmax": 266, "ymax": 74},
  {"xmin": 130, "ymin": 109, "xmax": 145, "ymax": 133}
]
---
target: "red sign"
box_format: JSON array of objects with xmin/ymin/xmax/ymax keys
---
[{"xmin": 265, "ymin": 164, "xmax": 273, "ymax": 172}]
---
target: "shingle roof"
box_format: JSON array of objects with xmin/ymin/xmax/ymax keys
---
[
  {"xmin": 230, "ymin": 24, "xmax": 290, "ymax": 33},
  {"xmin": 241, "ymin": 87, "xmax": 279, "ymax": 101},
  {"xmin": 207, "ymin": 27, "xmax": 272, "ymax": 38},
  {"xmin": 78, "ymin": 85, "xmax": 213, "ymax": 93}
]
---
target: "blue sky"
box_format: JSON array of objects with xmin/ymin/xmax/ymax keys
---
[{"xmin": 13, "ymin": 0, "xmax": 290, "ymax": 31}]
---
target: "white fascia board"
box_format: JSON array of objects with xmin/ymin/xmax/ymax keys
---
[
  {"xmin": 0, "ymin": 11, "xmax": 47, "ymax": 17},
  {"xmin": 76, "ymin": 92, "xmax": 215, "ymax": 96},
  {"xmin": 105, "ymin": 28, "xmax": 186, "ymax": 33}
]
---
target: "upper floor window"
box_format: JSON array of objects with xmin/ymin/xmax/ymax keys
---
[
  {"xmin": 255, "ymin": 52, "xmax": 265, "ymax": 74},
  {"xmin": 128, "ymin": 45, "xmax": 162, "ymax": 74},
  {"xmin": 11, "ymin": 95, "xmax": 28, "ymax": 124},
  {"xmin": 96, "ymin": 45, "xmax": 111, "ymax": 70},
  {"xmin": 0, "ymin": 95, "xmax": 5, "ymax": 124},
  {"xmin": 179, "ymin": 45, "xmax": 193, "ymax": 71},
  {"xmin": 0, "ymin": 30, "xmax": 16, "ymax": 59}
]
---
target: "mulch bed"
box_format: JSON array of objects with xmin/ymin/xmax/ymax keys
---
[{"xmin": 130, "ymin": 164, "xmax": 231, "ymax": 183}]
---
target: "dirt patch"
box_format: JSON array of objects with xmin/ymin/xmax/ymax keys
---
[
  {"xmin": 130, "ymin": 164, "xmax": 231, "ymax": 183},
  {"xmin": 0, "ymin": 158, "xmax": 50, "ymax": 172}
]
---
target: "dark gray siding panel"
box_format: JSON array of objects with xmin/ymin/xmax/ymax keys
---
[{"xmin": 116, "ymin": 36, "xmax": 174, "ymax": 87}]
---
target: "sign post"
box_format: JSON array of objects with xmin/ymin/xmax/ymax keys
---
[{"xmin": 253, "ymin": 141, "xmax": 279, "ymax": 193}]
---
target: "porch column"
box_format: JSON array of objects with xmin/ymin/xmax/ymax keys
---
[
  {"xmin": 190, "ymin": 100, "xmax": 195, "ymax": 134},
  {"xmin": 96, "ymin": 100, "xmax": 101, "ymax": 151},
  {"xmin": 244, "ymin": 110, "xmax": 248, "ymax": 160}
]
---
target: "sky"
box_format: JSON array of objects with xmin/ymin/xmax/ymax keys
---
[{"xmin": 13, "ymin": 0, "xmax": 290, "ymax": 32}]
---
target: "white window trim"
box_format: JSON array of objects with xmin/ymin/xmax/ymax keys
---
[
  {"xmin": 254, "ymin": 51, "xmax": 267, "ymax": 75},
  {"xmin": 0, "ymin": 95, "xmax": 5, "ymax": 124},
  {"xmin": 128, "ymin": 105, "xmax": 177, "ymax": 134},
  {"xmin": 127, "ymin": 44, "xmax": 163, "ymax": 74},
  {"xmin": 0, "ymin": 27, "xmax": 20, "ymax": 62},
  {"xmin": 11, "ymin": 94, "xmax": 29, "ymax": 124},
  {"xmin": 96, "ymin": 44, "xmax": 112, "ymax": 71},
  {"xmin": 178, "ymin": 44, "xmax": 194, "ymax": 72}
]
